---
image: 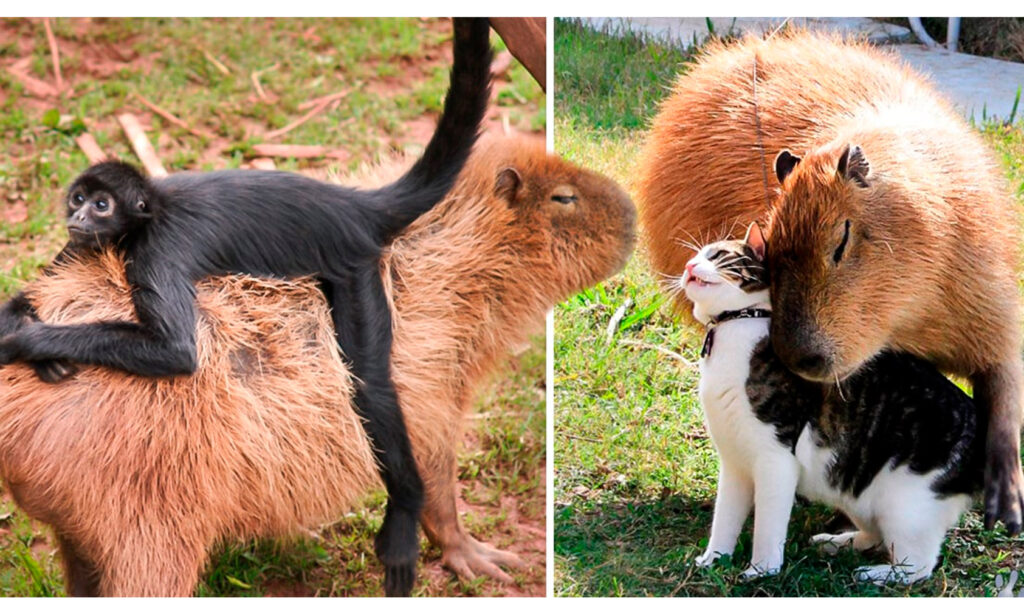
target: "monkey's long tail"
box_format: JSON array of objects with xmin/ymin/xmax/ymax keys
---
[{"xmin": 370, "ymin": 17, "xmax": 494, "ymax": 242}]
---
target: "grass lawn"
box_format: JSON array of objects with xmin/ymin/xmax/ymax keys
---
[
  {"xmin": 0, "ymin": 17, "xmax": 545, "ymax": 597},
  {"xmin": 553, "ymin": 17, "xmax": 1024, "ymax": 597}
]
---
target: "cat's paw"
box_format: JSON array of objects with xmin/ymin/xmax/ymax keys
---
[
  {"xmin": 854, "ymin": 564, "xmax": 917, "ymax": 585},
  {"xmin": 810, "ymin": 532, "xmax": 852, "ymax": 556},
  {"xmin": 740, "ymin": 563, "xmax": 780, "ymax": 581},
  {"xmin": 694, "ymin": 550, "xmax": 720, "ymax": 568}
]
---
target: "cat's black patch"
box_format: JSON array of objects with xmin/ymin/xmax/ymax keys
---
[
  {"xmin": 746, "ymin": 346, "xmax": 983, "ymax": 498},
  {"xmin": 814, "ymin": 352, "xmax": 983, "ymax": 497},
  {"xmin": 746, "ymin": 337, "xmax": 821, "ymax": 451}
]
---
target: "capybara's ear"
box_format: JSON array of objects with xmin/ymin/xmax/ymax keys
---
[
  {"xmin": 837, "ymin": 144, "xmax": 870, "ymax": 187},
  {"xmin": 494, "ymin": 167, "xmax": 522, "ymax": 204},
  {"xmin": 774, "ymin": 150, "xmax": 801, "ymax": 184},
  {"xmin": 744, "ymin": 222, "xmax": 766, "ymax": 260}
]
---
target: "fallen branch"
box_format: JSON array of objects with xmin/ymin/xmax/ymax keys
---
[
  {"xmin": 605, "ymin": 297, "xmax": 632, "ymax": 342},
  {"xmin": 265, "ymin": 97, "xmax": 333, "ymax": 140},
  {"xmin": 117, "ymin": 113, "xmax": 167, "ymax": 177},
  {"xmin": 250, "ymin": 63, "xmax": 279, "ymax": 102},
  {"xmin": 131, "ymin": 92, "xmax": 217, "ymax": 140},
  {"xmin": 7, "ymin": 58, "xmax": 57, "ymax": 98},
  {"xmin": 297, "ymin": 87, "xmax": 354, "ymax": 111},
  {"xmin": 42, "ymin": 18, "xmax": 63, "ymax": 93},
  {"xmin": 199, "ymin": 47, "xmax": 230, "ymax": 75},
  {"xmin": 74, "ymin": 133, "xmax": 106, "ymax": 163},
  {"xmin": 617, "ymin": 339, "xmax": 696, "ymax": 367}
]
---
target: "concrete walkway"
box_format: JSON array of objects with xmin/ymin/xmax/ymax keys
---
[{"xmin": 584, "ymin": 17, "xmax": 1024, "ymax": 121}]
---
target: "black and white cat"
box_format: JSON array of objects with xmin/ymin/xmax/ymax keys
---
[{"xmin": 680, "ymin": 223, "xmax": 983, "ymax": 584}]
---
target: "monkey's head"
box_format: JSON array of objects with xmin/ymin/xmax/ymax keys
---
[{"xmin": 65, "ymin": 161, "xmax": 155, "ymax": 250}]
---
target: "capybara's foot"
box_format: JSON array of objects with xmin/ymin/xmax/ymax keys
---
[
  {"xmin": 375, "ymin": 505, "xmax": 421, "ymax": 596},
  {"xmin": 984, "ymin": 450, "xmax": 1024, "ymax": 535},
  {"xmin": 32, "ymin": 359, "xmax": 78, "ymax": 383},
  {"xmin": 441, "ymin": 533, "xmax": 524, "ymax": 583}
]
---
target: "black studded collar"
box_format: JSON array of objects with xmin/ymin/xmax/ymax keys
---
[{"xmin": 700, "ymin": 307, "xmax": 772, "ymax": 358}]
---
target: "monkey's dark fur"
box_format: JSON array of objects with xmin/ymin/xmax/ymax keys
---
[{"xmin": 0, "ymin": 17, "xmax": 493, "ymax": 597}]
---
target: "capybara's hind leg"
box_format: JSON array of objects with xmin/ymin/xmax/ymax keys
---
[
  {"xmin": 973, "ymin": 360, "xmax": 1024, "ymax": 535},
  {"xmin": 419, "ymin": 445, "xmax": 524, "ymax": 583},
  {"xmin": 99, "ymin": 533, "xmax": 205, "ymax": 597},
  {"xmin": 56, "ymin": 534, "xmax": 100, "ymax": 597}
]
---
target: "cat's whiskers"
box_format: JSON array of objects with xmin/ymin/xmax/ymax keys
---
[
  {"xmin": 675, "ymin": 237, "xmax": 703, "ymax": 253},
  {"xmin": 657, "ymin": 271, "xmax": 689, "ymax": 295}
]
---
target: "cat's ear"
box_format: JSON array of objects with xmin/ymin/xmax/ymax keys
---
[
  {"xmin": 837, "ymin": 144, "xmax": 870, "ymax": 187},
  {"xmin": 774, "ymin": 150, "xmax": 801, "ymax": 184},
  {"xmin": 744, "ymin": 222, "xmax": 766, "ymax": 261}
]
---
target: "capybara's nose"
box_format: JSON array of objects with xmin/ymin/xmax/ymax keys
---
[
  {"xmin": 794, "ymin": 352, "xmax": 831, "ymax": 379},
  {"xmin": 771, "ymin": 316, "xmax": 835, "ymax": 381}
]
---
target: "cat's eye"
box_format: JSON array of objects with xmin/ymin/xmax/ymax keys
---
[{"xmin": 833, "ymin": 220, "xmax": 851, "ymax": 264}]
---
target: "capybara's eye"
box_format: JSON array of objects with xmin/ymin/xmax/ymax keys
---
[
  {"xmin": 552, "ymin": 194, "xmax": 578, "ymax": 205},
  {"xmin": 833, "ymin": 219, "xmax": 851, "ymax": 264}
]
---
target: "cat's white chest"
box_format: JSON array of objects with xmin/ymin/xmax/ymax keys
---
[{"xmin": 698, "ymin": 319, "xmax": 784, "ymax": 465}]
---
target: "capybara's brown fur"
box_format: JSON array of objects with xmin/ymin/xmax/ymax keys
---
[
  {"xmin": 638, "ymin": 32, "xmax": 1024, "ymax": 531},
  {"xmin": 0, "ymin": 134, "xmax": 637, "ymax": 596}
]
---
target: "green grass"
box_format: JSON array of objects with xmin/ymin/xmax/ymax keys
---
[
  {"xmin": 554, "ymin": 18, "xmax": 693, "ymax": 131},
  {"xmin": 553, "ymin": 17, "xmax": 1024, "ymax": 597},
  {"xmin": 0, "ymin": 17, "xmax": 545, "ymax": 597}
]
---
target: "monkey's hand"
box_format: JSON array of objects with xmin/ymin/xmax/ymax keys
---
[
  {"xmin": 375, "ymin": 505, "xmax": 419, "ymax": 596},
  {"xmin": 0, "ymin": 325, "xmax": 51, "ymax": 369},
  {"xmin": 30, "ymin": 359, "xmax": 79, "ymax": 383},
  {"xmin": 0, "ymin": 333, "xmax": 20, "ymax": 365}
]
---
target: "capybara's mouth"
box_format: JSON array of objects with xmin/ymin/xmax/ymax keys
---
[{"xmin": 793, "ymin": 361, "xmax": 859, "ymax": 385}]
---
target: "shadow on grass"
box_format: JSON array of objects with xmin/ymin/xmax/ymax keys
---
[{"xmin": 556, "ymin": 492, "xmax": 1019, "ymax": 597}]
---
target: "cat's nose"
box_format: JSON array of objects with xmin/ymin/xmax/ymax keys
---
[{"xmin": 685, "ymin": 261, "xmax": 697, "ymax": 276}]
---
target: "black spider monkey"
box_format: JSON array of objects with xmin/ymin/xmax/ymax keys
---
[{"xmin": 0, "ymin": 17, "xmax": 493, "ymax": 597}]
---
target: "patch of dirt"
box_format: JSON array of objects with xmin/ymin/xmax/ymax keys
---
[
  {"xmin": 2, "ymin": 201, "xmax": 28, "ymax": 224},
  {"xmin": 262, "ymin": 579, "xmax": 315, "ymax": 597}
]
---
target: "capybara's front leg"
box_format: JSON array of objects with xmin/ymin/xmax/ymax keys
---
[
  {"xmin": 973, "ymin": 360, "xmax": 1024, "ymax": 535},
  {"xmin": 419, "ymin": 445, "xmax": 524, "ymax": 583},
  {"xmin": 56, "ymin": 534, "xmax": 100, "ymax": 597}
]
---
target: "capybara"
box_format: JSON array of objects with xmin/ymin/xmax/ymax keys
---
[
  {"xmin": 0, "ymin": 134, "xmax": 637, "ymax": 596},
  {"xmin": 637, "ymin": 32, "xmax": 1023, "ymax": 533}
]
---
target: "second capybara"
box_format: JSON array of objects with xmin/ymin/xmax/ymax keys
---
[
  {"xmin": 637, "ymin": 32, "xmax": 1023, "ymax": 532},
  {"xmin": 0, "ymin": 133, "xmax": 637, "ymax": 595}
]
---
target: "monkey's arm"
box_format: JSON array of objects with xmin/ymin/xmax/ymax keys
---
[
  {"xmin": 324, "ymin": 269, "xmax": 424, "ymax": 597},
  {"xmin": 0, "ymin": 260, "xmax": 198, "ymax": 377},
  {"xmin": 0, "ymin": 292, "xmax": 38, "ymax": 336},
  {"xmin": 0, "ymin": 245, "xmax": 89, "ymax": 381}
]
